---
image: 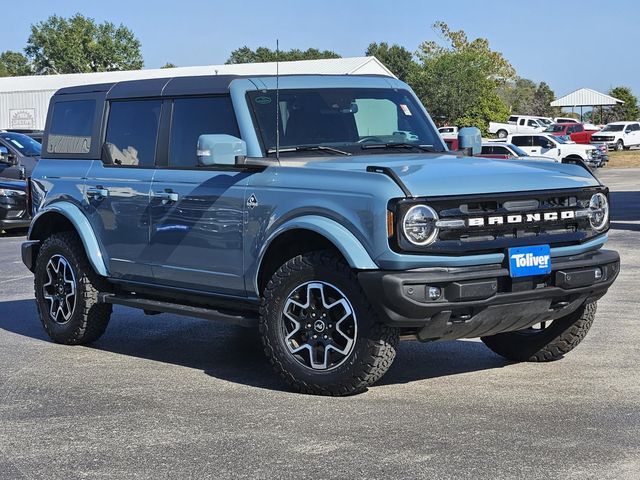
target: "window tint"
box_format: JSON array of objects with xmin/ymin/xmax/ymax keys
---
[
  {"xmin": 508, "ymin": 116, "xmax": 517, "ymax": 123},
  {"xmin": 631, "ymin": 124, "xmax": 640, "ymax": 131},
  {"xmin": 168, "ymin": 96, "xmax": 240, "ymax": 167},
  {"xmin": 104, "ymin": 100, "xmax": 161, "ymax": 167},
  {"xmin": 511, "ymin": 136, "xmax": 531, "ymax": 147},
  {"xmin": 47, "ymin": 99, "xmax": 96, "ymax": 154},
  {"xmin": 534, "ymin": 136, "xmax": 554, "ymax": 147},
  {"xmin": 493, "ymin": 146, "xmax": 509, "ymax": 155}
]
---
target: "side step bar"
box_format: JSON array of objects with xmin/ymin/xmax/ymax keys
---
[{"xmin": 98, "ymin": 293, "xmax": 257, "ymax": 328}]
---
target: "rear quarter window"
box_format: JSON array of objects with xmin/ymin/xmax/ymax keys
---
[{"xmin": 47, "ymin": 99, "xmax": 96, "ymax": 155}]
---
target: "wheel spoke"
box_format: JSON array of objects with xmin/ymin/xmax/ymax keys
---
[{"xmin": 42, "ymin": 254, "xmax": 77, "ymax": 325}]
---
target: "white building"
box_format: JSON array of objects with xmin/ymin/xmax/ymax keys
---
[{"xmin": 0, "ymin": 57, "xmax": 394, "ymax": 130}]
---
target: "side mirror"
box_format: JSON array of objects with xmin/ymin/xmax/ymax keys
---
[
  {"xmin": 0, "ymin": 146, "xmax": 14, "ymax": 164},
  {"xmin": 197, "ymin": 134, "xmax": 247, "ymax": 166},
  {"xmin": 457, "ymin": 127, "xmax": 482, "ymax": 156}
]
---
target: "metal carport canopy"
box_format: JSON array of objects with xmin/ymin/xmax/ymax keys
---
[{"xmin": 550, "ymin": 88, "xmax": 624, "ymax": 107}]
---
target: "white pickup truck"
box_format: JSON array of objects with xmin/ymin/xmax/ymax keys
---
[
  {"xmin": 507, "ymin": 133, "xmax": 604, "ymax": 167},
  {"xmin": 489, "ymin": 115, "xmax": 546, "ymax": 138}
]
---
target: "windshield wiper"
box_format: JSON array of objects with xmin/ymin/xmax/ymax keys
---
[
  {"xmin": 360, "ymin": 143, "xmax": 436, "ymax": 153},
  {"xmin": 267, "ymin": 145, "xmax": 352, "ymax": 156}
]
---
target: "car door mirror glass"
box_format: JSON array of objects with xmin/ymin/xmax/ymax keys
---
[
  {"xmin": 197, "ymin": 134, "xmax": 247, "ymax": 166},
  {"xmin": 0, "ymin": 146, "xmax": 14, "ymax": 164}
]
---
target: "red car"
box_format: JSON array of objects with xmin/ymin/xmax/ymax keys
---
[{"xmin": 543, "ymin": 123, "xmax": 598, "ymax": 144}]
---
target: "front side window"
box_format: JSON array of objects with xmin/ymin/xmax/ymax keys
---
[
  {"xmin": 47, "ymin": 99, "xmax": 95, "ymax": 155},
  {"xmin": 104, "ymin": 99, "xmax": 161, "ymax": 167},
  {"xmin": 527, "ymin": 120, "xmax": 538, "ymax": 127},
  {"xmin": 248, "ymin": 88, "xmax": 444, "ymax": 157},
  {"xmin": 168, "ymin": 96, "xmax": 240, "ymax": 168}
]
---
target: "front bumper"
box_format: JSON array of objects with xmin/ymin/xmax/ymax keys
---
[{"xmin": 358, "ymin": 249, "xmax": 620, "ymax": 341}]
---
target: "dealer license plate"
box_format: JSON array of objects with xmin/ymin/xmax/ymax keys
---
[{"xmin": 508, "ymin": 245, "xmax": 552, "ymax": 278}]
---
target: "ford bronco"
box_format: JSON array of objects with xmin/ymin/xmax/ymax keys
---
[{"xmin": 21, "ymin": 74, "xmax": 619, "ymax": 395}]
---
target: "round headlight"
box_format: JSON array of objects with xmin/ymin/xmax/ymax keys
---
[
  {"xmin": 402, "ymin": 205, "xmax": 439, "ymax": 246},
  {"xmin": 589, "ymin": 193, "xmax": 609, "ymax": 231}
]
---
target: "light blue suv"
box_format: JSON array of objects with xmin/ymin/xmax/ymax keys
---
[{"xmin": 21, "ymin": 74, "xmax": 619, "ymax": 395}]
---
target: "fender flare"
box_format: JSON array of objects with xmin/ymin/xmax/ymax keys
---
[
  {"xmin": 252, "ymin": 215, "xmax": 378, "ymax": 293},
  {"xmin": 29, "ymin": 202, "xmax": 109, "ymax": 277}
]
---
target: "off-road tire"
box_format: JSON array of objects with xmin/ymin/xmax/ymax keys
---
[
  {"xmin": 481, "ymin": 302, "xmax": 597, "ymax": 362},
  {"xmin": 34, "ymin": 231, "xmax": 112, "ymax": 344},
  {"xmin": 259, "ymin": 250, "xmax": 399, "ymax": 396}
]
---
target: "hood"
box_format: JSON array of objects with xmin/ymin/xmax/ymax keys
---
[{"xmin": 293, "ymin": 153, "xmax": 600, "ymax": 197}]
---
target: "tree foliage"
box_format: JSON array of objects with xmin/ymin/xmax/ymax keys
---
[
  {"xmin": 410, "ymin": 22, "xmax": 513, "ymax": 133},
  {"xmin": 226, "ymin": 47, "xmax": 340, "ymax": 64},
  {"xmin": 0, "ymin": 51, "xmax": 31, "ymax": 76},
  {"xmin": 365, "ymin": 42, "xmax": 417, "ymax": 82},
  {"xmin": 499, "ymin": 77, "xmax": 559, "ymax": 117},
  {"xmin": 161, "ymin": 62, "xmax": 177, "ymax": 69},
  {"xmin": 25, "ymin": 14, "xmax": 143, "ymax": 74},
  {"xmin": 608, "ymin": 86, "xmax": 639, "ymax": 121}
]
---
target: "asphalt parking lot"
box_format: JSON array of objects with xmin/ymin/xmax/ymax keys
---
[{"xmin": 1, "ymin": 168, "xmax": 639, "ymax": 479}]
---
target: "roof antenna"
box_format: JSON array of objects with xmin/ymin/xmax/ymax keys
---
[{"xmin": 275, "ymin": 38, "xmax": 280, "ymax": 161}]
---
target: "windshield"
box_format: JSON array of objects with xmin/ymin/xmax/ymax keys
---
[
  {"xmin": 601, "ymin": 124, "xmax": 624, "ymax": 132},
  {"xmin": 544, "ymin": 124, "xmax": 565, "ymax": 133},
  {"xmin": 506, "ymin": 144, "xmax": 529, "ymax": 156},
  {"xmin": 537, "ymin": 118, "xmax": 553, "ymax": 126},
  {"xmin": 248, "ymin": 88, "xmax": 445, "ymax": 156},
  {"xmin": 0, "ymin": 132, "xmax": 42, "ymax": 157}
]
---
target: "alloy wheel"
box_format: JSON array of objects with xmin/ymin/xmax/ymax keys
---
[
  {"xmin": 42, "ymin": 254, "xmax": 77, "ymax": 324},
  {"xmin": 282, "ymin": 281, "xmax": 357, "ymax": 370}
]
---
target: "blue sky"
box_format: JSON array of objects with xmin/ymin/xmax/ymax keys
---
[{"xmin": 6, "ymin": 0, "xmax": 640, "ymax": 99}]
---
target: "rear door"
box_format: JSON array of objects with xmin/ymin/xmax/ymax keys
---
[
  {"xmin": 510, "ymin": 135, "xmax": 534, "ymax": 154},
  {"xmin": 84, "ymin": 98, "xmax": 161, "ymax": 282},
  {"xmin": 631, "ymin": 123, "xmax": 640, "ymax": 146},
  {"xmin": 148, "ymin": 95, "xmax": 249, "ymax": 295}
]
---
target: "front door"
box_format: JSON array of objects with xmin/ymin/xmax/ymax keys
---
[
  {"xmin": 147, "ymin": 95, "xmax": 249, "ymax": 295},
  {"xmin": 84, "ymin": 98, "xmax": 161, "ymax": 282}
]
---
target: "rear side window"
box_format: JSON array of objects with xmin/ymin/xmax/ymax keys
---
[
  {"xmin": 104, "ymin": 99, "xmax": 161, "ymax": 167},
  {"xmin": 168, "ymin": 96, "xmax": 240, "ymax": 168},
  {"xmin": 47, "ymin": 100, "xmax": 96, "ymax": 155},
  {"xmin": 511, "ymin": 136, "xmax": 531, "ymax": 147}
]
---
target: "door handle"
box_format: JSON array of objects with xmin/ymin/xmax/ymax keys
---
[
  {"xmin": 154, "ymin": 190, "xmax": 179, "ymax": 204},
  {"xmin": 86, "ymin": 187, "xmax": 109, "ymax": 199}
]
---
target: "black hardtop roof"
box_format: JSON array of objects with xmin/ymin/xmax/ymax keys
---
[
  {"xmin": 54, "ymin": 73, "xmax": 392, "ymax": 99},
  {"xmin": 55, "ymin": 75, "xmax": 242, "ymax": 99}
]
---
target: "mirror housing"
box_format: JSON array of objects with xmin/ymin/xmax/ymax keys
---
[
  {"xmin": 197, "ymin": 134, "xmax": 247, "ymax": 166},
  {"xmin": 457, "ymin": 127, "xmax": 482, "ymax": 156},
  {"xmin": 0, "ymin": 146, "xmax": 14, "ymax": 164}
]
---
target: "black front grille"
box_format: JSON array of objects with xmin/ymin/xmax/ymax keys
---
[{"xmin": 393, "ymin": 187, "xmax": 606, "ymax": 255}]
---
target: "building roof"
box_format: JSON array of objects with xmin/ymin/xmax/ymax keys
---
[
  {"xmin": 0, "ymin": 57, "xmax": 395, "ymax": 94},
  {"xmin": 550, "ymin": 88, "xmax": 624, "ymax": 107}
]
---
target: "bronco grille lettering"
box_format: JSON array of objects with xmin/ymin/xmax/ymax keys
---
[{"xmin": 467, "ymin": 210, "xmax": 576, "ymax": 227}]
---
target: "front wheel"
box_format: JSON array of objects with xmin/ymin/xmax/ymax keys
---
[
  {"xmin": 616, "ymin": 140, "xmax": 624, "ymax": 151},
  {"xmin": 259, "ymin": 251, "xmax": 399, "ymax": 395},
  {"xmin": 481, "ymin": 302, "xmax": 597, "ymax": 362}
]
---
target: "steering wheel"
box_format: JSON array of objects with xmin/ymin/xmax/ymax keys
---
[{"xmin": 357, "ymin": 136, "xmax": 385, "ymax": 144}]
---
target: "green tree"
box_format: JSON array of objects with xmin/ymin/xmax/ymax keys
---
[
  {"xmin": 365, "ymin": 42, "xmax": 417, "ymax": 82},
  {"xmin": 411, "ymin": 22, "xmax": 513, "ymax": 133},
  {"xmin": 0, "ymin": 51, "xmax": 31, "ymax": 76},
  {"xmin": 533, "ymin": 82, "xmax": 558, "ymax": 117},
  {"xmin": 225, "ymin": 46, "xmax": 340, "ymax": 64},
  {"xmin": 25, "ymin": 13, "xmax": 143, "ymax": 74},
  {"xmin": 161, "ymin": 62, "xmax": 177, "ymax": 69},
  {"xmin": 608, "ymin": 86, "xmax": 639, "ymax": 121},
  {"xmin": 499, "ymin": 78, "xmax": 559, "ymax": 117}
]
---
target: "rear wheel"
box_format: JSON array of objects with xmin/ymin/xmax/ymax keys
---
[
  {"xmin": 497, "ymin": 129, "xmax": 508, "ymax": 139},
  {"xmin": 34, "ymin": 232, "xmax": 112, "ymax": 345},
  {"xmin": 260, "ymin": 250, "xmax": 399, "ymax": 395},
  {"xmin": 481, "ymin": 302, "xmax": 596, "ymax": 362}
]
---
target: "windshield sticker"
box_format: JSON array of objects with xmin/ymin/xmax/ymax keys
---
[
  {"xmin": 10, "ymin": 139, "xmax": 24, "ymax": 149},
  {"xmin": 255, "ymin": 96, "xmax": 272, "ymax": 105},
  {"xmin": 400, "ymin": 104, "xmax": 412, "ymax": 116}
]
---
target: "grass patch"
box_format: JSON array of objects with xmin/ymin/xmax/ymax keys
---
[{"xmin": 606, "ymin": 150, "xmax": 640, "ymax": 168}]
